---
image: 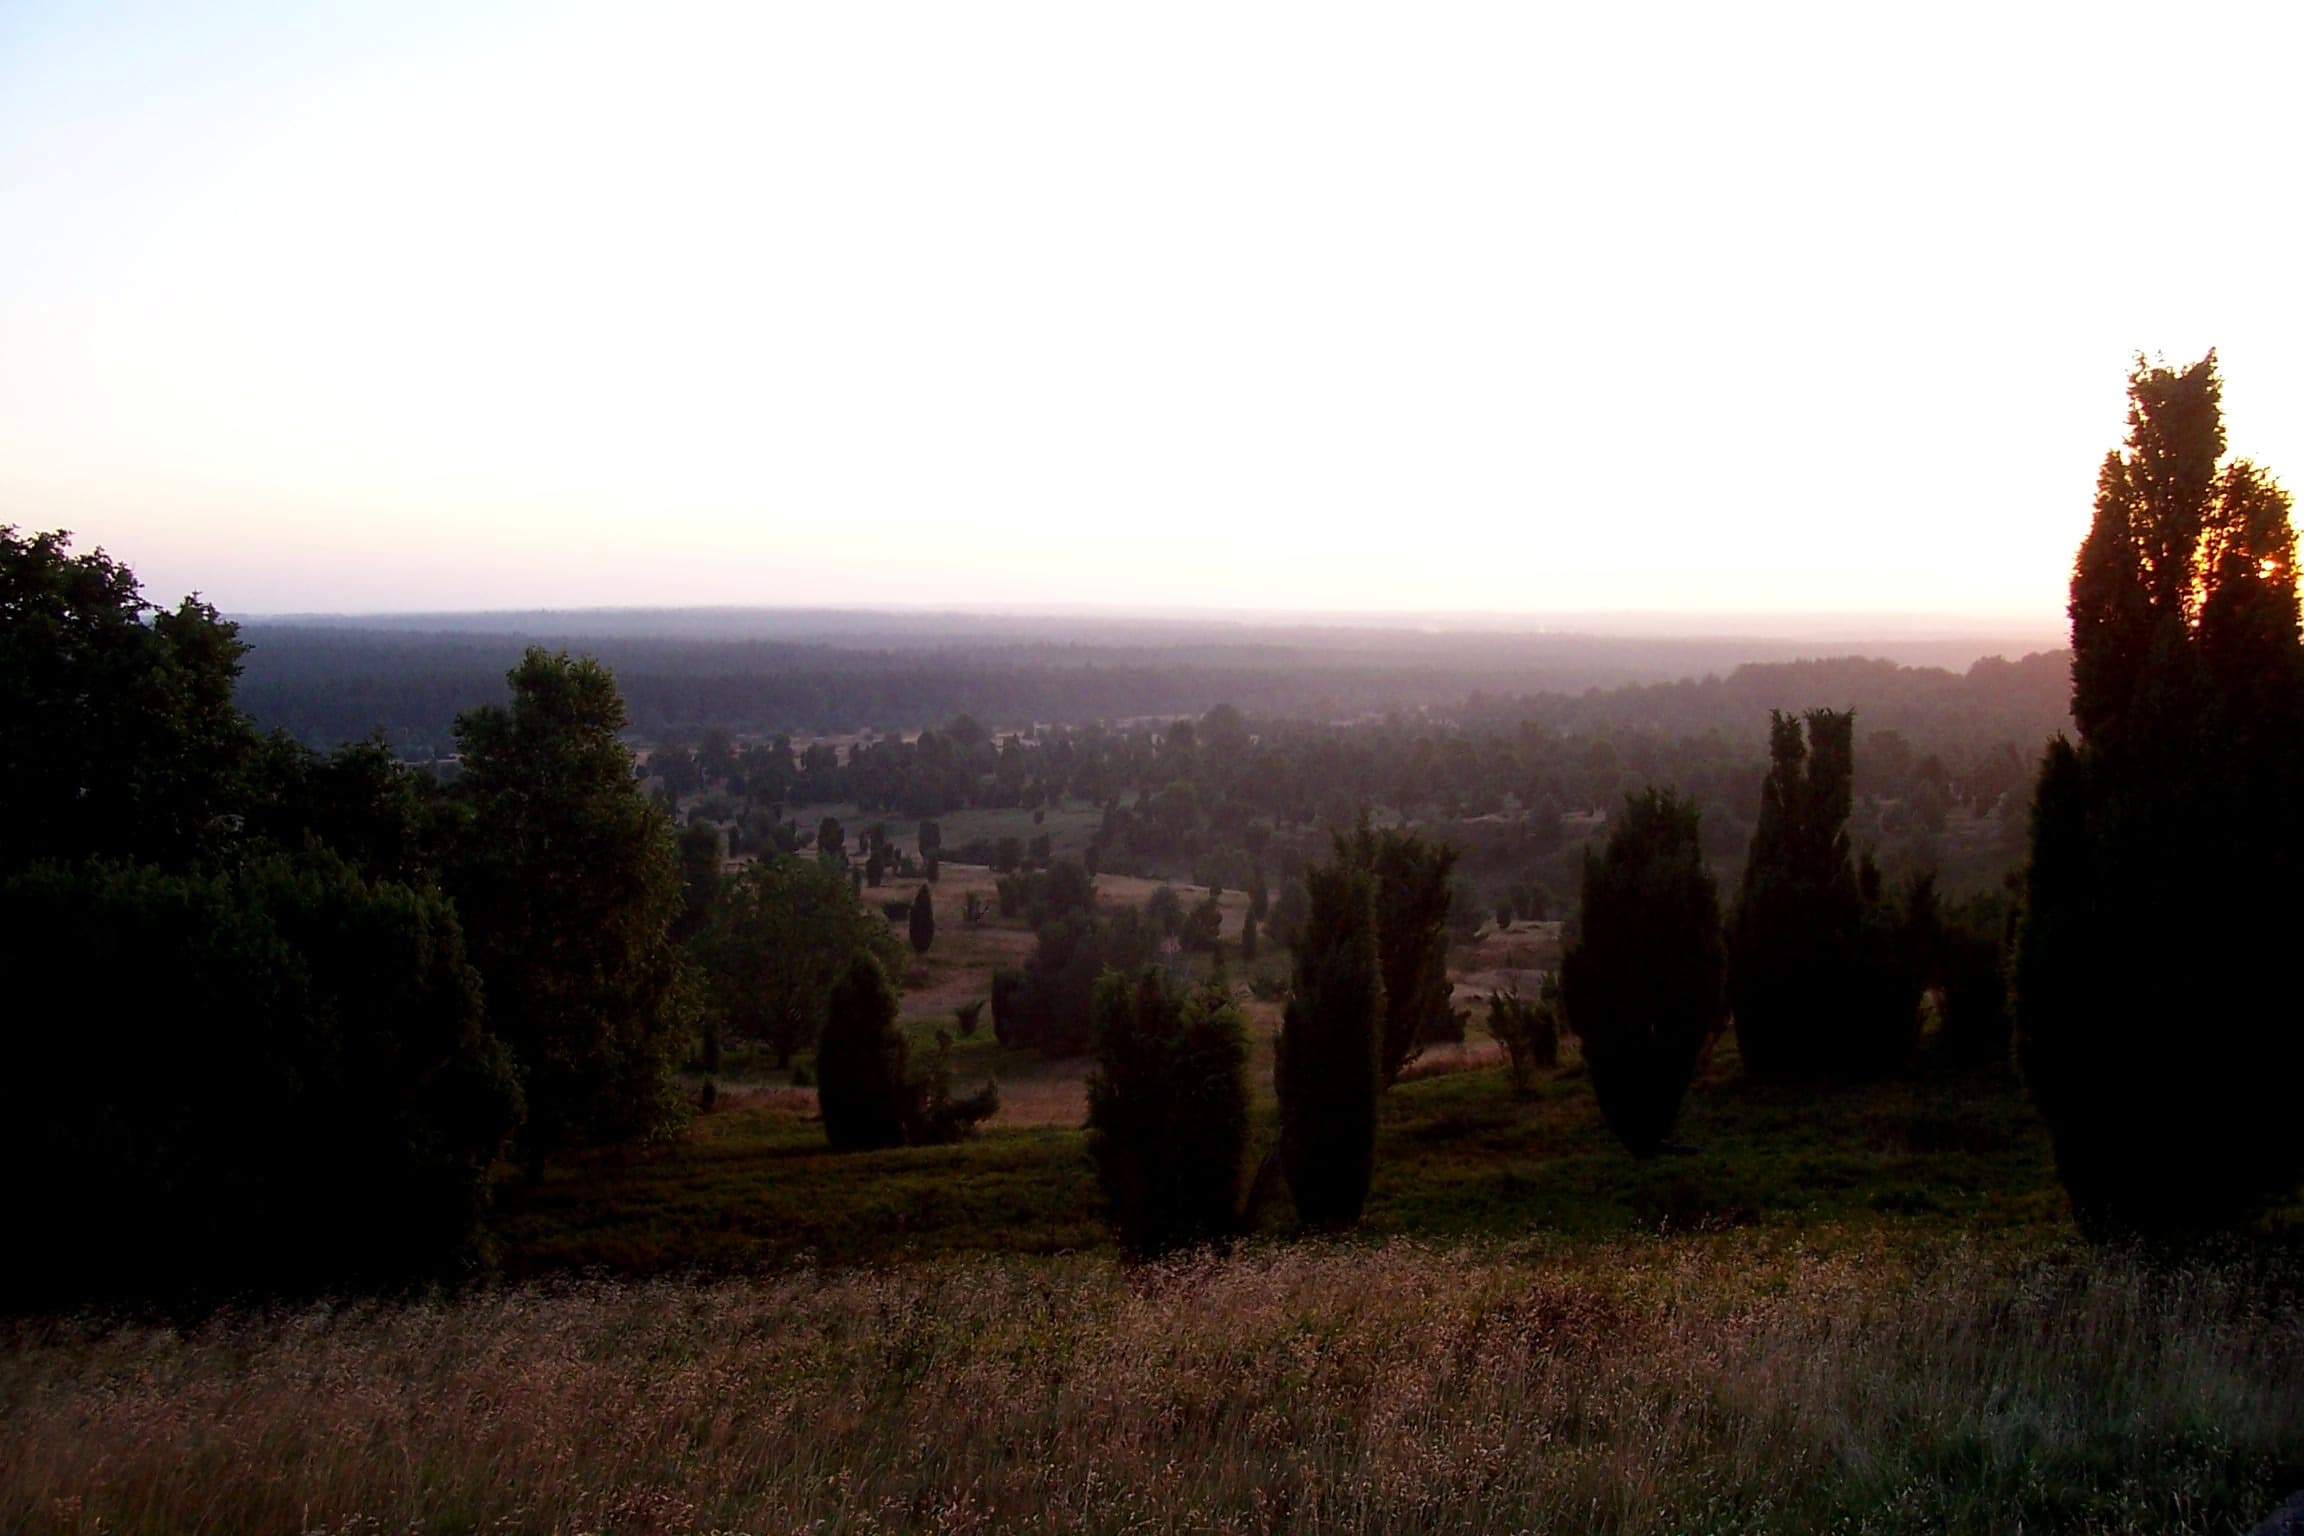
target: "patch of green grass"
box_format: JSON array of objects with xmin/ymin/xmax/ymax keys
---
[
  {"xmin": 496, "ymin": 1106, "xmax": 1104, "ymax": 1277},
  {"xmin": 503, "ymin": 1036, "xmax": 2070, "ymax": 1279},
  {"xmin": 1365, "ymin": 1044, "xmax": 2065, "ymax": 1245}
]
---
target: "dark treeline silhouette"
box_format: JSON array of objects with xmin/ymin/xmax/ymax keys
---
[
  {"xmin": 1462, "ymin": 651, "xmax": 2069, "ymax": 753},
  {"xmin": 231, "ymin": 621, "xmax": 2066, "ymax": 757}
]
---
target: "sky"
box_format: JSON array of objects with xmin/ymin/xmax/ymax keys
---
[{"xmin": 2, "ymin": 2, "xmax": 2300, "ymax": 623}]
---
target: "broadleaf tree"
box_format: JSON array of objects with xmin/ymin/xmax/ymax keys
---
[{"xmin": 445, "ymin": 648, "xmax": 687, "ymax": 1154}]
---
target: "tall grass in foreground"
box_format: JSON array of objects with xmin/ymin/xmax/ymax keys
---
[{"xmin": 6, "ymin": 1240, "xmax": 2301, "ymax": 1535}]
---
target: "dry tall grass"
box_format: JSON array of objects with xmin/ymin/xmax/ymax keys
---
[{"xmin": 6, "ymin": 1240, "xmax": 2299, "ymax": 1535}]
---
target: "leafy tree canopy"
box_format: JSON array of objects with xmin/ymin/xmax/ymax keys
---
[{"xmin": 445, "ymin": 649, "xmax": 687, "ymax": 1154}]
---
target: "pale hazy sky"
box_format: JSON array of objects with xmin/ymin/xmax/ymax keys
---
[{"xmin": 2, "ymin": 2, "xmax": 2299, "ymax": 620}]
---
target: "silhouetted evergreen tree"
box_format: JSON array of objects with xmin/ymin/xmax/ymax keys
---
[
  {"xmin": 1561, "ymin": 789, "xmax": 1724, "ymax": 1158},
  {"xmin": 816, "ymin": 953, "xmax": 909, "ymax": 1151},
  {"xmin": 909, "ymin": 883, "xmax": 935, "ymax": 955},
  {"xmin": 1728, "ymin": 709, "xmax": 1915, "ymax": 1077},
  {"xmin": 1182, "ymin": 893, "xmax": 1223, "ymax": 953},
  {"xmin": 1276, "ymin": 859, "xmax": 1383, "ymax": 1227},
  {"xmin": 1335, "ymin": 818, "xmax": 1458, "ymax": 1084},
  {"xmin": 1087, "ymin": 970, "xmax": 1250, "ymax": 1256},
  {"xmin": 1934, "ymin": 886, "xmax": 2014, "ymax": 1070},
  {"xmin": 2018, "ymin": 352, "xmax": 2304, "ymax": 1241},
  {"xmin": 990, "ymin": 966, "xmax": 1025, "ymax": 1045}
]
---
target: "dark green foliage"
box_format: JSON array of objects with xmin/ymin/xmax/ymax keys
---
[
  {"xmin": 697, "ymin": 854, "xmax": 907, "ymax": 1068},
  {"xmin": 245, "ymin": 733, "xmax": 441, "ymax": 887},
  {"xmin": 445, "ymin": 650, "xmax": 687, "ymax": 1153},
  {"xmin": 0, "ymin": 527, "xmax": 259, "ymax": 876},
  {"xmin": 1276, "ymin": 859, "xmax": 1384, "ymax": 1228},
  {"xmin": 816, "ymin": 954, "xmax": 910, "ymax": 1151},
  {"xmin": 906, "ymin": 1029, "xmax": 1000, "ymax": 1145},
  {"xmin": 917, "ymin": 819, "xmax": 941, "ymax": 859},
  {"xmin": 1445, "ymin": 879, "xmax": 1486, "ymax": 943},
  {"xmin": 1561, "ymin": 789, "xmax": 1725, "ymax": 1158},
  {"xmin": 817, "ymin": 956, "xmax": 995, "ymax": 1150},
  {"xmin": 674, "ymin": 821, "xmax": 725, "ymax": 943},
  {"xmin": 990, "ymin": 966, "xmax": 1026, "ymax": 1045},
  {"xmin": 1087, "ymin": 970, "xmax": 1251, "ymax": 1256},
  {"xmin": 1335, "ymin": 819, "xmax": 1459, "ymax": 1084},
  {"xmin": 1182, "ymin": 893, "xmax": 1223, "ymax": 953},
  {"xmin": 1931, "ymin": 888, "xmax": 2013, "ymax": 1069},
  {"xmin": 2018, "ymin": 352, "xmax": 2304, "ymax": 1242},
  {"xmin": 1240, "ymin": 910, "xmax": 1259, "ymax": 963},
  {"xmin": 1269, "ymin": 877, "xmax": 1308, "ymax": 948},
  {"xmin": 1728, "ymin": 710, "xmax": 1916, "ymax": 1079},
  {"xmin": 909, "ymin": 883, "xmax": 935, "ymax": 954},
  {"xmin": 992, "ymin": 835, "xmax": 1024, "ymax": 873},
  {"xmin": 955, "ymin": 999, "xmax": 985, "ymax": 1037},
  {"xmin": 1010, "ymin": 905, "xmax": 1156, "ymax": 1056},
  {"xmin": 996, "ymin": 860, "xmax": 1097, "ymax": 929},
  {"xmin": 700, "ymin": 1014, "xmax": 723, "ymax": 1076},
  {"xmin": 1487, "ymin": 985, "xmax": 1558, "ymax": 1094},
  {"xmin": 1035, "ymin": 860, "xmax": 1096, "ymax": 923},
  {"xmin": 0, "ymin": 854, "xmax": 523, "ymax": 1306},
  {"xmin": 1145, "ymin": 883, "xmax": 1184, "ymax": 935}
]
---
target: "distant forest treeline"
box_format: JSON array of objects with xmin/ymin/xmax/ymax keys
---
[{"xmin": 233, "ymin": 622, "xmax": 2070, "ymax": 757}]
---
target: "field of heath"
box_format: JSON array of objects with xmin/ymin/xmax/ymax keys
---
[{"xmin": 7, "ymin": 1239, "xmax": 2304, "ymax": 1535}]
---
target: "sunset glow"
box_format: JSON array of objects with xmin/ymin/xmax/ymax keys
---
[{"xmin": 3, "ymin": 1, "xmax": 2300, "ymax": 620}]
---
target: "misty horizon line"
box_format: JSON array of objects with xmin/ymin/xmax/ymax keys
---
[{"xmin": 233, "ymin": 599, "xmax": 2067, "ymax": 646}]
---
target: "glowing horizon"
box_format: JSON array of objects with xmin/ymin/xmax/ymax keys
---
[{"xmin": 4, "ymin": 2, "xmax": 2300, "ymax": 620}]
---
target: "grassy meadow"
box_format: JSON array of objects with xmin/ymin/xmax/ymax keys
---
[
  {"xmin": 8, "ymin": 862, "xmax": 2303, "ymax": 1534},
  {"xmin": 10, "ymin": 1244, "xmax": 2303, "ymax": 1534}
]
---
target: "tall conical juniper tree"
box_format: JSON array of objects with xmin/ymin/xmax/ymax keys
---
[
  {"xmin": 1334, "ymin": 817, "xmax": 1458, "ymax": 1084},
  {"xmin": 1086, "ymin": 969, "xmax": 1250, "ymax": 1257},
  {"xmin": 817, "ymin": 952, "xmax": 910, "ymax": 1152},
  {"xmin": 1276, "ymin": 858, "xmax": 1384, "ymax": 1228},
  {"xmin": 2019, "ymin": 351, "xmax": 2304, "ymax": 1242},
  {"xmin": 1728, "ymin": 709, "xmax": 1915, "ymax": 1078},
  {"xmin": 1561, "ymin": 789, "xmax": 1725, "ymax": 1158}
]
